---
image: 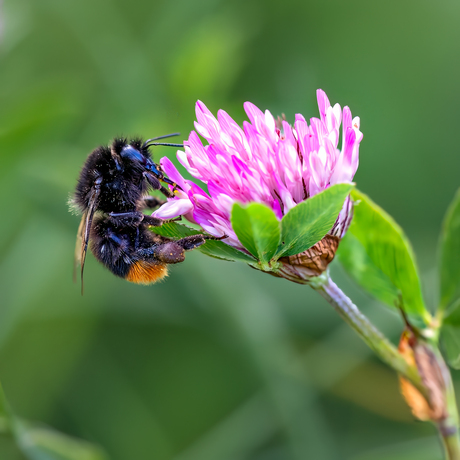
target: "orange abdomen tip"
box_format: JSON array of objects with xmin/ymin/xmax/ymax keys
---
[{"xmin": 126, "ymin": 261, "xmax": 168, "ymax": 284}]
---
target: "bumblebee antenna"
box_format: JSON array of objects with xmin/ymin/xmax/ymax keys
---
[
  {"xmin": 143, "ymin": 133, "xmax": 181, "ymax": 148},
  {"xmin": 145, "ymin": 142, "xmax": 184, "ymax": 148}
]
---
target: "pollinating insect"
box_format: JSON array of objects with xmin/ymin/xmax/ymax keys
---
[{"xmin": 71, "ymin": 133, "xmax": 222, "ymax": 293}]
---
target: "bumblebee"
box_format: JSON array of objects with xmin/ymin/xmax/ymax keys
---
[{"xmin": 72, "ymin": 134, "xmax": 218, "ymax": 291}]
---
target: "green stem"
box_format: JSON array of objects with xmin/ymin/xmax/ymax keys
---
[
  {"xmin": 311, "ymin": 273, "xmax": 427, "ymax": 397},
  {"xmin": 437, "ymin": 356, "xmax": 460, "ymax": 460},
  {"xmin": 312, "ymin": 273, "xmax": 460, "ymax": 459},
  {"xmin": 439, "ymin": 422, "xmax": 460, "ymax": 460}
]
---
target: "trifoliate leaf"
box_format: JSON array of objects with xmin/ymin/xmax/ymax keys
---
[
  {"xmin": 231, "ymin": 202, "xmax": 281, "ymax": 264},
  {"xmin": 151, "ymin": 221, "xmax": 199, "ymax": 239},
  {"xmin": 199, "ymin": 239, "xmax": 256, "ymax": 263},
  {"xmin": 438, "ymin": 188, "xmax": 460, "ymax": 314},
  {"xmin": 441, "ymin": 324, "xmax": 460, "ymax": 369},
  {"xmin": 336, "ymin": 231, "xmax": 400, "ymax": 305},
  {"xmin": 439, "ymin": 192, "xmax": 460, "ymax": 368},
  {"xmin": 337, "ymin": 189, "xmax": 430, "ymax": 323},
  {"xmin": 275, "ymin": 183, "xmax": 354, "ymax": 258}
]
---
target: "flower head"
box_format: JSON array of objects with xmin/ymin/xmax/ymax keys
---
[{"xmin": 155, "ymin": 89, "xmax": 363, "ymax": 258}]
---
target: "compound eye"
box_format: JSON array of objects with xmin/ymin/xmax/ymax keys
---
[{"xmin": 120, "ymin": 145, "xmax": 145, "ymax": 163}]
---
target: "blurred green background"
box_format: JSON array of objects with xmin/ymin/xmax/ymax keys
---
[{"xmin": 1, "ymin": 0, "xmax": 459, "ymax": 459}]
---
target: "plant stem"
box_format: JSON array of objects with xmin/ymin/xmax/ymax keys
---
[
  {"xmin": 437, "ymin": 359, "xmax": 460, "ymax": 460},
  {"xmin": 439, "ymin": 421, "xmax": 460, "ymax": 460},
  {"xmin": 312, "ymin": 273, "xmax": 460, "ymax": 459},
  {"xmin": 311, "ymin": 273, "xmax": 427, "ymax": 397}
]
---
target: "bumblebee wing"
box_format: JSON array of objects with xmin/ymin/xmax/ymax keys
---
[
  {"xmin": 75, "ymin": 189, "xmax": 100, "ymax": 294},
  {"xmin": 73, "ymin": 212, "xmax": 86, "ymax": 282}
]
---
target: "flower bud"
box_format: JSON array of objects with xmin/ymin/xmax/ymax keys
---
[{"xmin": 399, "ymin": 330, "xmax": 449, "ymax": 422}]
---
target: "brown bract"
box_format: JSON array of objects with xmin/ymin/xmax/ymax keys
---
[{"xmin": 276, "ymin": 234, "xmax": 340, "ymax": 284}]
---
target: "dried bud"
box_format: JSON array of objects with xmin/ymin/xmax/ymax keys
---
[{"xmin": 399, "ymin": 330, "xmax": 448, "ymax": 422}]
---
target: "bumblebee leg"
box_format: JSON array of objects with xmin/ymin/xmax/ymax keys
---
[
  {"xmin": 138, "ymin": 237, "xmax": 204, "ymax": 264},
  {"xmin": 142, "ymin": 215, "xmax": 165, "ymax": 227},
  {"xmin": 175, "ymin": 233, "xmax": 225, "ymax": 250},
  {"xmin": 137, "ymin": 233, "xmax": 225, "ymax": 265},
  {"xmin": 136, "ymin": 241, "xmax": 184, "ymax": 264},
  {"xmin": 143, "ymin": 173, "xmax": 174, "ymax": 198},
  {"xmin": 108, "ymin": 211, "xmax": 144, "ymax": 227},
  {"xmin": 175, "ymin": 235, "xmax": 208, "ymax": 251},
  {"xmin": 142, "ymin": 215, "xmax": 182, "ymax": 227},
  {"xmin": 152, "ymin": 242, "xmax": 186, "ymax": 264},
  {"xmin": 107, "ymin": 211, "xmax": 178, "ymax": 228},
  {"xmin": 151, "ymin": 234, "xmax": 221, "ymax": 263},
  {"xmin": 142, "ymin": 196, "xmax": 166, "ymax": 209}
]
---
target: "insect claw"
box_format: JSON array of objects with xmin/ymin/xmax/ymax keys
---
[{"xmin": 166, "ymin": 216, "xmax": 182, "ymax": 223}]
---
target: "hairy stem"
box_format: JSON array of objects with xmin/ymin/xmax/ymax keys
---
[{"xmin": 311, "ymin": 273, "xmax": 427, "ymax": 397}]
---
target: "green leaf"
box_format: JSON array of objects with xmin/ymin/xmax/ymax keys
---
[
  {"xmin": 276, "ymin": 183, "xmax": 354, "ymax": 258},
  {"xmin": 199, "ymin": 239, "xmax": 256, "ymax": 263},
  {"xmin": 438, "ymin": 188, "xmax": 460, "ymax": 313},
  {"xmin": 231, "ymin": 203, "xmax": 281, "ymax": 263},
  {"xmin": 15, "ymin": 420, "xmax": 107, "ymax": 460},
  {"xmin": 336, "ymin": 232, "xmax": 400, "ymax": 306},
  {"xmin": 440, "ymin": 297, "xmax": 460, "ymax": 368},
  {"xmin": 150, "ymin": 221, "xmax": 255, "ymax": 263},
  {"xmin": 337, "ymin": 189, "xmax": 429, "ymax": 322},
  {"xmin": 151, "ymin": 221, "xmax": 200, "ymax": 239},
  {"xmin": 441, "ymin": 325, "xmax": 460, "ymax": 369}
]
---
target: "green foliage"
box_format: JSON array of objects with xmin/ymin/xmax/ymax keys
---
[
  {"xmin": 441, "ymin": 299, "xmax": 460, "ymax": 368},
  {"xmin": 438, "ymin": 188, "xmax": 460, "ymax": 313},
  {"xmin": 0, "ymin": 382, "xmax": 106, "ymax": 460},
  {"xmin": 337, "ymin": 232, "xmax": 400, "ymax": 306},
  {"xmin": 198, "ymin": 239, "xmax": 256, "ymax": 263},
  {"xmin": 441, "ymin": 325, "xmax": 460, "ymax": 370},
  {"xmin": 228, "ymin": 184, "xmax": 353, "ymax": 269},
  {"xmin": 150, "ymin": 222, "xmax": 200, "ymax": 239},
  {"xmin": 151, "ymin": 221, "xmax": 199, "ymax": 239},
  {"xmin": 231, "ymin": 203, "xmax": 280, "ymax": 265},
  {"xmin": 14, "ymin": 420, "xmax": 107, "ymax": 460},
  {"xmin": 337, "ymin": 189, "xmax": 430, "ymax": 323},
  {"xmin": 275, "ymin": 184, "xmax": 354, "ymax": 258},
  {"xmin": 438, "ymin": 189, "xmax": 460, "ymax": 368}
]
